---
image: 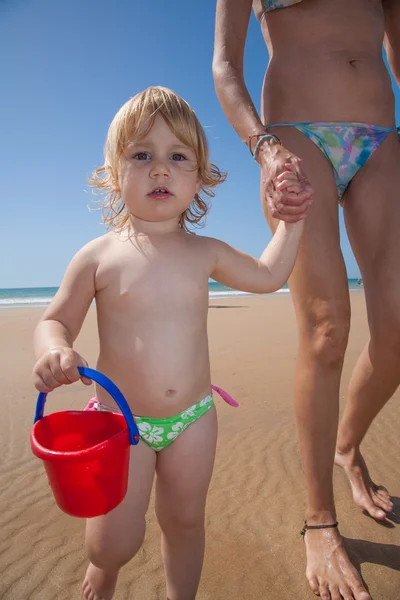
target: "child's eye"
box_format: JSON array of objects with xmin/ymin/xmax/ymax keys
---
[
  {"xmin": 171, "ymin": 153, "xmax": 186, "ymax": 161},
  {"xmin": 133, "ymin": 152, "xmax": 150, "ymax": 160}
]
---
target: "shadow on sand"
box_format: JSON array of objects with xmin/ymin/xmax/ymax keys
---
[{"xmin": 208, "ymin": 305, "xmax": 247, "ymax": 309}]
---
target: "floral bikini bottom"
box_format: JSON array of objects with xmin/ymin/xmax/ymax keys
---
[
  {"xmin": 84, "ymin": 384, "xmax": 238, "ymax": 452},
  {"xmin": 266, "ymin": 122, "xmax": 400, "ymax": 202}
]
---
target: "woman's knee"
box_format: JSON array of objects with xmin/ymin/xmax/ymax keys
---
[
  {"xmin": 86, "ymin": 522, "xmax": 146, "ymax": 570},
  {"xmin": 300, "ymin": 307, "xmax": 351, "ymax": 367}
]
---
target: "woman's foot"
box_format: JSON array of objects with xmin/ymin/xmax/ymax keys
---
[
  {"xmin": 304, "ymin": 524, "xmax": 371, "ymax": 600},
  {"xmin": 335, "ymin": 448, "xmax": 394, "ymax": 520},
  {"xmin": 82, "ymin": 563, "xmax": 118, "ymax": 600}
]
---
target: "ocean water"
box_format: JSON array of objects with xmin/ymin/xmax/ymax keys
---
[{"xmin": 0, "ymin": 280, "xmax": 363, "ymax": 309}]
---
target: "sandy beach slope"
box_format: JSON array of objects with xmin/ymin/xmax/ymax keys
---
[{"xmin": 0, "ymin": 293, "xmax": 398, "ymax": 599}]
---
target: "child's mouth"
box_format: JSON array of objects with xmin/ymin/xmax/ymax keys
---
[{"xmin": 148, "ymin": 187, "xmax": 172, "ymax": 200}]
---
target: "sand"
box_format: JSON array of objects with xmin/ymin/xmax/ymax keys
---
[{"xmin": 0, "ymin": 293, "xmax": 399, "ymax": 599}]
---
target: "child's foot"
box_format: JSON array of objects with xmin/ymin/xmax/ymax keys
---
[
  {"xmin": 304, "ymin": 525, "xmax": 371, "ymax": 600},
  {"xmin": 335, "ymin": 448, "xmax": 394, "ymax": 520},
  {"xmin": 82, "ymin": 563, "xmax": 118, "ymax": 600}
]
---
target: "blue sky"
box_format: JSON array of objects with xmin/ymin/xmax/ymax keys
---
[{"xmin": 1, "ymin": 0, "xmax": 399, "ymax": 288}]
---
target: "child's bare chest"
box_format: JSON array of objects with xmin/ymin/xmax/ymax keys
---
[{"xmin": 97, "ymin": 239, "xmax": 211, "ymax": 310}]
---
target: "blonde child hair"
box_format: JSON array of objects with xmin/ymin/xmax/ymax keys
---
[{"xmin": 89, "ymin": 86, "xmax": 226, "ymax": 232}]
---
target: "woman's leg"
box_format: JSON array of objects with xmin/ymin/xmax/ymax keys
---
[
  {"xmin": 264, "ymin": 127, "xmax": 371, "ymax": 600},
  {"xmin": 155, "ymin": 405, "xmax": 218, "ymax": 600},
  {"xmin": 82, "ymin": 441, "xmax": 156, "ymax": 600},
  {"xmin": 336, "ymin": 131, "xmax": 400, "ymax": 519}
]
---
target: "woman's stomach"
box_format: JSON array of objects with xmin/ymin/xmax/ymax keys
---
[{"xmin": 262, "ymin": 49, "xmax": 395, "ymax": 125}]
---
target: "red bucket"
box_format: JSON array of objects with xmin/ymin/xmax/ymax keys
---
[{"xmin": 30, "ymin": 367, "xmax": 140, "ymax": 518}]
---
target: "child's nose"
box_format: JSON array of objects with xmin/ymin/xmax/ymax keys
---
[{"xmin": 150, "ymin": 160, "xmax": 171, "ymax": 177}]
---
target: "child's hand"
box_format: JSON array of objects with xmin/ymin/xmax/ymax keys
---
[
  {"xmin": 273, "ymin": 163, "xmax": 313, "ymax": 220},
  {"xmin": 32, "ymin": 347, "xmax": 92, "ymax": 393},
  {"xmin": 260, "ymin": 143, "xmax": 314, "ymax": 222}
]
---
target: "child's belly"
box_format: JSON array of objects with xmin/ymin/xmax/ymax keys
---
[{"xmin": 95, "ymin": 314, "xmax": 211, "ymax": 418}]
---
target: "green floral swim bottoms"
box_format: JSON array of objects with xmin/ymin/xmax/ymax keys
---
[{"xmin": 84, "ymin": 393, "xmax": 214, "ymax": 452}]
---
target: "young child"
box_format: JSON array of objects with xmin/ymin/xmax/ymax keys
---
[{"xmin": 32, "ymin": 86, "xmax": 310, "ymax": 600}]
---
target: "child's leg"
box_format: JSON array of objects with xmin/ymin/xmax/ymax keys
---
[
  {"xmin": 82, "ymin": 441, "xmax": 156, "ymax": 600},
  {"xmin": 155, "ymin": 405, "xmax": 218, "ymax": 600}
]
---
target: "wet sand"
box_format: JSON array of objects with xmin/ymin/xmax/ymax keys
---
[{"xmin": 0, "ymin": 293, "xmax": 399, "ymax": 599}]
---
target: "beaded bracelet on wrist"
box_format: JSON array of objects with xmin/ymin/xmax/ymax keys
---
[{"xmin": 248, "ymin": 132, "xmax": 282, "ymax": 161}]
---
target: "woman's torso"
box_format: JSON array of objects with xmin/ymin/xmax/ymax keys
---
[{"xmin": 252, "ymin": 0, "xmax": 395, "ymax": 125}]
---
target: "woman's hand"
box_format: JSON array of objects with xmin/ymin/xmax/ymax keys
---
[{"xmin": 259, "ymin": 146, "xmax": 314, "ymax": 222}]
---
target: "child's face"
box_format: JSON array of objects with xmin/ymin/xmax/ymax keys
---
[{"xmin": 119, "ymin": 114, "xmax": 201, "ymax": 228}]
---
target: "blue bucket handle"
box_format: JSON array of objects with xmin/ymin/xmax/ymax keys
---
[{"xmin": 33, "ymin": 366, "xmax": 140, "ymax": 445}]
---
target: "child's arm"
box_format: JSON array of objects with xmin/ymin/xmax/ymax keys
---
[
  {"xmin": 33, "ymin": 241, "xmax": 99, "ymax": 392},
  {"xmin": 209, "ymin": 220, "xmax": 304, "ymax": 294}
]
